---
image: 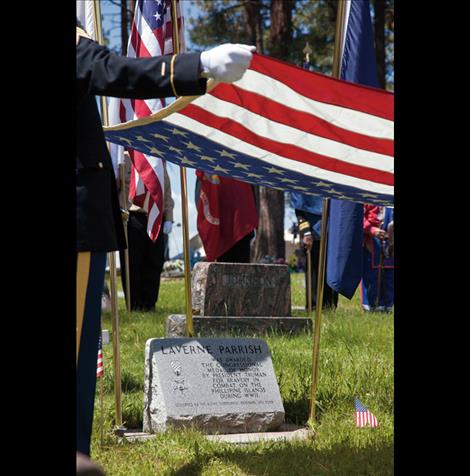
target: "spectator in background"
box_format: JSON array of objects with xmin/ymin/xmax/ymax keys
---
[
  {"xmin": 361, "ymin": 204, "xmax": 394, "ymax": 312},
  {"xmin": 292, "ymin": 193, "xmax": 338, "ymax": 310},
  {"xmin": 119, "ymin": 153, "xmax": 174, "ymax": 312}
]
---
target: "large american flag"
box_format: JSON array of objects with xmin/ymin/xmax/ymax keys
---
[
  {"xmin": 110, "ymin": 0, "xmax": 185, "ymax": 240},
  {"xmin": 104, "ymin": 53, "xmax": 393, "ymax": 207},
  {"xmin": 354, "ymin": 397, "xmax": 379, "ymax": 428}
]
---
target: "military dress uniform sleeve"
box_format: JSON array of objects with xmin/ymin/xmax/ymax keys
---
[{"xmin": 76, "ymin": 34, "xmax": 207, "ymax": 101}]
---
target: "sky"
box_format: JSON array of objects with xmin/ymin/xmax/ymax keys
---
[{"xmin": 98, "ymin": 0, "xmax": 297, "ymax": 258}]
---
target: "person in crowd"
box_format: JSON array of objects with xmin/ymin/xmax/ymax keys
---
[
  {"xmin": 119, "ymin": 155, "xmax": 174, "ymax": 312},
  {"xmin": 361, "ymin": 204, "xmax": 394, "ymax": 312},
  {"xmin": 292, "ymin": 193, "xmax": 338, "ymax": 310}
]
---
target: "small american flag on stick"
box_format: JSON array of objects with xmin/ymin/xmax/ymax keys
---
[
  {"xmin": 96, "ymin": 335, "xmax": 104, "ymax": 379},
  {"xmin": 354, "ymin": 397, "xmax": 378, "ymax": 428}
]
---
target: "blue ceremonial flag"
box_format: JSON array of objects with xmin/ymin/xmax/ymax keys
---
[{"xmin": 326, "ymin": 0, "xmax": 384, "ymax": 299}]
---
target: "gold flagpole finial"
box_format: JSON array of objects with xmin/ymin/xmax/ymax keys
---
[{"xmin": 303, "ymin": 42, "xmax": 313, "ymax": 64}]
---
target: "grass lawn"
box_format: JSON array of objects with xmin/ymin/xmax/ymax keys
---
[{"xmin": 92, "ymin": 272, "xmax": 394, "ymax": 475}]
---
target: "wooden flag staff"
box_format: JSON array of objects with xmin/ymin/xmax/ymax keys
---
[
  {"xmin": 119, "ymin": 163, "xmax": 132, "ymax": 313},
  {"xmin": 92, "ymin": 0, "xmax": 125, "ymax": 433},
  {"xmin": 306, "ymin": 249, "xmax": 312, "ymax": 317},
  {"xmin": 170, "ymin": 0, "xmax": 194, "ymax": 337},
  {"xmin": 308, "ymin": 0, "xmax": 348, "ymax": 425}
]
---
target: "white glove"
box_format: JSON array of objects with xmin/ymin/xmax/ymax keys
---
[
  {"xmin": 200, "ymin": 44, "xmax": 256, "ymax": 83},
  {"xmin": 163, "ymin": 221, "xmax": 173, "ymax": 234}
]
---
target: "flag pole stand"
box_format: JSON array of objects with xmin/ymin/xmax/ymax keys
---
[
  {"xmin": 93, "ymin": 0, "xmax": 125, "ymax": 435},
  {"xmin": 171, "ymin": 0, "xmax": 194, "ymax": 337},
  {"xmin": 308, "ymin": 0, "xmax": 347, "ymax": 427}
]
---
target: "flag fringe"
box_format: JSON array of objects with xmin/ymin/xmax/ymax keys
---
[{"xmin": 104, "ymin": 79, "xmax": 219, "ymax": 132}]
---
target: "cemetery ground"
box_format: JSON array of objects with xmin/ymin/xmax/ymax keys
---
[{"xmin": 92, "ymin": 273, "xmax": 393, "ymax": 475}]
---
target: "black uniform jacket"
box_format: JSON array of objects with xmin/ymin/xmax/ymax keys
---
[{"xmin": 76, "ymin": 31, "xmax": 207, "ymax": 252}]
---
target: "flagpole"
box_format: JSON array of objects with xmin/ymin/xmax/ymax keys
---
[
  {"xmin": 120, "ymin": 161, "xmax": 132, "ymax": 313},
  {"xmin": 99, "ymin": 374, "xmax": 104, "ymax": 445},
  {"xmin": 375, "ymin": 241, "xmax": 384, "ymax": 309},
  {"xmin": 170, "ymin": 0, "xmax": 194, "ymax": 337},
  {"xmin": 303, "ymin": 42, "xmax": 313, "ymax": 319},
  {"xmin": 306, "ymin": 249, "xmax": 312, "ymax": 316},
  {"xmin": 308, "ymin": 0, "xmax": 347, "ymax": 425},
  {"xmin": 99, "ymin": 323, "xmax": 105, "ymax": 446},
  {"xmin": 93, "ymin": 0, "xmax": 125, "ymax": 433}
]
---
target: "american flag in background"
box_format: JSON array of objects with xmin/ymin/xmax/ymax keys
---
[
  {"xmin": 354, "ymin": 397, "xmax": 379, "ymax": 428},
  {"xmin": 109, "ymin": 0, "xmax": 185, "ymax": 240},
  {"xmin": 96, "ymin": 335, "xmax": 104, "ymax": 379}
]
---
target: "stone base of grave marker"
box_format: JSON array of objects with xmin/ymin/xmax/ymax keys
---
[
  {"xmin": 122, "ymin": 423, "xmax": 312, "ymax": 444},
  {"xmin": 165, "ymin": 315, "xmax": 312, "ymax": 337}
]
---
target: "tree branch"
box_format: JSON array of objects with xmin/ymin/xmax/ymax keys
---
[{"xmin": 107, "ymin": 0, "xmax": 133, "ymax": 17}]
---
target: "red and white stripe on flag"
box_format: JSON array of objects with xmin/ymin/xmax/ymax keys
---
[
  {"xmin": 355, "ymin": 410, "xmax": 379, "ymax": 428},
  {"xmin": 113, "ymin": 0, "xmax": 185, "ymax": 240},
  {"xmin": 96, "ymin": 339, "xmax": 103, "ymax": 379},
  {"xmin": 166, "ymin": 53, "xmax": 393, "ymax": 200}
]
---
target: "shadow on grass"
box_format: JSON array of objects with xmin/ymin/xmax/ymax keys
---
[{"xmin": 172, "ymin": 440, "xmax": 393, "ymax": 476}]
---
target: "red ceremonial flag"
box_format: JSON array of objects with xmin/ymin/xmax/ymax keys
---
[{"xmin": 196, "ymin": 171, "xmax": 258, "ymax": 261}]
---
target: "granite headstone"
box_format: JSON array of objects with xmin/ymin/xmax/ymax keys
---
[
  {"xmin": 143, "ymin": 337, "xmax": 285, "ymax": 434},
  {"xmin": 192, "ymin": 262, "xmax": 291, "ymax": 317}
]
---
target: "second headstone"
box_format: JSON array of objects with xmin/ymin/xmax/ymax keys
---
[{"xmin": 192, "ymin": 262, "xmax": 291, "ymax": 317}]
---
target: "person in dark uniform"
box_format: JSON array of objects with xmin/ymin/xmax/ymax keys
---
[
  {"xmin": 119, "ymin": 155, "xmax": 175, "ymax": 312},
  {"xmin": 217, "ymin": 230, "xmax": 255, "ymax": 263},
  {"xmin": 292, "ymin": 193, "xmax": 338, "ymax": 310},
  {"xmin": 76, "ymin": 21, "xmax": 255, "ymax": 458}
]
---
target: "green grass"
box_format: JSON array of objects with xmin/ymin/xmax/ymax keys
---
[{"xmin": 92, "ymin": 273, "xmax": 393, "ymax": 475}]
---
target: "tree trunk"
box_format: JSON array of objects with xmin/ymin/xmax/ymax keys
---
[
  {"xmin": 268, "ymin": 0, "xmax": 294, "ymax": 58},
  {"xmin": 121, "ymin": 0, "xmax": 128, "ymax": 56},
  {"xmin": 129, "ymin": 0, "xmax": 136, "ymax": 24},
  {"xmin": 252, "ymin": 187, "xmax": 285, "ymax": 261},
  {"xmin": 243, "ymin": 0, "xmax": 264, "ymax": 52},
  {"xmin": 252, "ymin": 0, "xmax": 295, "ymax": 261},
  {"xmin": 373, "ymin": 0, "xmax": 386, "ymax": 88}
]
